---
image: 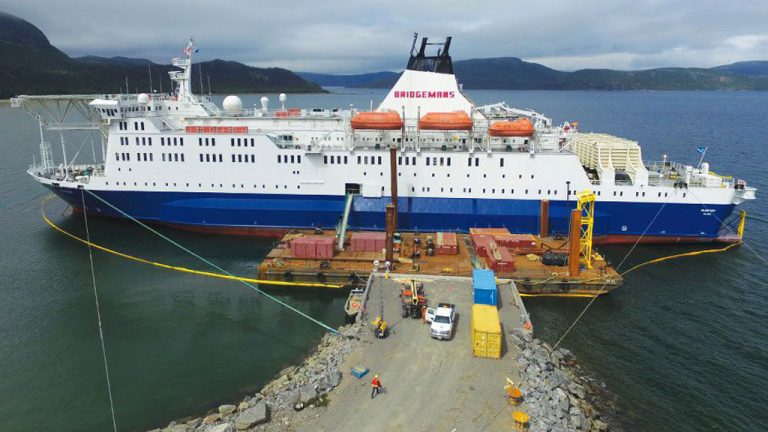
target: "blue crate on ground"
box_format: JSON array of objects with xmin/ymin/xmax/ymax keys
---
[{"xmin": 350, "ymin": 365, "xmax": 369, "ymax": 379}]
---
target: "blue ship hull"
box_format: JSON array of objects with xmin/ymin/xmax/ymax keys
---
[{"xmin": 50, "ymin": 186, "xmax": 737, "ymax": 243}]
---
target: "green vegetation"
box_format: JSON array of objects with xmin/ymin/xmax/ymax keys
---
[
  {"xmin": 0, "ymin": 12, "xmax": 324, "ymax": 98},
  {"xmin": 308, "ymin": 57, "xmax": 768, "ymax": 91}
]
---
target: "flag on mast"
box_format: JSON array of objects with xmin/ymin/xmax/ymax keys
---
[{"xmin": 697, "ymin": 146, "xmax": 707, "ymax": 154}]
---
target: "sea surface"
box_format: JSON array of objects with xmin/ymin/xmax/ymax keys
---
[{"xmin": 1, "ymin": 89, "xmax": 766, "ymax": 431}]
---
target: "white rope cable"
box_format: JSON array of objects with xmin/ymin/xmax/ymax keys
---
[
  {"xmin": 552, "ymin": 196, "xmax": 670, "ymax": 350},
  {"xmin": 80, "ymin": 189, "xmax": 118, "ymax": 432},
  {"xmin": 83, "ymin": 189, "xmax": 340, "ymax": 335},
  {"xmin": 688, "ymin": 189, "xmax": 768, "ymax": 266}
]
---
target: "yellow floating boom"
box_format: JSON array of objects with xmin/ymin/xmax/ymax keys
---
[{"xmin": 41, "ymin": 197, "xmax": 344, "ymax": 289}]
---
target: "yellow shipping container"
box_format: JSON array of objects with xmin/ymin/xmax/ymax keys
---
[{"xmin": 471, "ymin": 304, "xmax": 502, "ymax": 359}]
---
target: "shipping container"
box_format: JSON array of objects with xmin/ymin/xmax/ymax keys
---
[
  {"xmin": 471, "ymin": 234, "xmax": 495, "ymax": 257},
  {"xmin": 472, "ymin": 269, "xmax": 498, "ymax": 306},
  {"xmin": 472, "ymin": 304, "xmax": 502, "ymax": 359},
  {"xmin": 436, "ymin": 232, "xmax": 458, "ymax": 255},
  {"xmin": 350, "ymin": 232, "xmax": 386, "ymax": 252},
  {"xmin": 488, "ymin": 247, "xmax": 515, "ymax": 273},
  {"xmin": 290, "ymin": 235, "xmax": 334, "ymax": 259}
]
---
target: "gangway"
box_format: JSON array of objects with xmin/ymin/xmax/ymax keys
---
[{"xmin": 336, "ymin": 193, "xmax": 355, "ymax": 251}]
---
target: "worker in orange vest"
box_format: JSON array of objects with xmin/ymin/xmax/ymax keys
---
[{"xmin": 370, "ymin": 374, "xmax": 382, "ymax": 399}]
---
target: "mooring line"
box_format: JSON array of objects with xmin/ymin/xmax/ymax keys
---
[
  {"xmin": 552, "ymin": 196, "xmax": 670, "ymax": 350},
  {"xmin": 80, "ymin": 190, "xmax": 118, "ymax": 432},
  {"xmin": 688, "ymin": 189, "xmax": 767, "ymax": 267},
  {"xmin": 49, "ymin": 193, "xmax": 340, "ymax": 335}
]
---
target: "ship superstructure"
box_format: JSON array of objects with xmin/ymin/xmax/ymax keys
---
[{"xmin": 13, "ymin": 36, "xmax": 756, "ymax": 243}]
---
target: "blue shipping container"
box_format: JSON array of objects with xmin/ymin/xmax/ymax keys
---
[{"xmin": 473, "ymin": 269, "xmax": 498, "ymax": 306}]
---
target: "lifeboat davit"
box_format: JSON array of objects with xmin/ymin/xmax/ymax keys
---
[
  {"xmin": 418, "ymin": 111, "xmax": 473, "ymax": 130},
  {"xmin": 350, "ymin": 111, "xmax": 403, "ymax": 130},
  {"xmin": 488, "ymin": 119, "xmax": 535, "ymax": 137}
]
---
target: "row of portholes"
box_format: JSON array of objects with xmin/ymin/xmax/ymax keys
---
[{"xmin": 103, "ymin": 181, "xmax": 302, "ymax": 191}]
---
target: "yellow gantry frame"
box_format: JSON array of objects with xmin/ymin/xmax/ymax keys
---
[{"xmin": 576, "ymin": 190, "xmax": 596, "ymax": 270}]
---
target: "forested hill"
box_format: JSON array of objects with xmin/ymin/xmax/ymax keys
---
[{"xmin": 0, "ymin": 12, "xmax": 324, "ymax": 98}]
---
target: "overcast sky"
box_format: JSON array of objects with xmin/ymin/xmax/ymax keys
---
[{"xmin": 3, "ymin": 0, "xmax": 768, "ymax": 73}]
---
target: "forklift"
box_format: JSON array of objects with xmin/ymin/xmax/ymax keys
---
[{"xmin": 400, "ymin": 279, "xmax": 427, "ymax": 319}]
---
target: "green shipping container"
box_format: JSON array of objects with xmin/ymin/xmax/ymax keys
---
[{"xmin": 471, "ymin": 304, "xmax": 502, "ymax": 359}]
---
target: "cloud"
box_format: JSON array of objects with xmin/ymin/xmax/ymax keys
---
[{"xmin": 1, "ymin": 0, "xmax": 767, "ymax": 73}]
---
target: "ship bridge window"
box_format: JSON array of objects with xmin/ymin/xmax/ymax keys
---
[{"xmin": 500, "ymin": 158, "xmax": 505, "ymax": 167}]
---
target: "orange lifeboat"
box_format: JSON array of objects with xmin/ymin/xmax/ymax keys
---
[
  {"xmin": 488, "ymin": 119, "xmax": 535, "ymax": 137},
  {"xmin": 350, "ymin": 111, "xmax": 403, "ymax": 130},
  {"xmin": 418, "ymin": 111, "xmax": 473, "ymax": 130}
]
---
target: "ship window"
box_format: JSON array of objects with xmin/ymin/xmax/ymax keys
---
[
  {"xmin": 511, "ymin": 189, "xmax": 514, "ymax": 194},
  {"xmin": 365, "ymin": 156, "xmax": 369, "ymax": 164},
  {"xmin": 500, "ymin": 158, "xmax": 504, "ymax": 167},
  {"xmin": 658, "ymin": 192, "xmax": 662, "ymax": 197},
  {"xmin": 250, "ymin": 155, "xmax": 255, "ymax": 162},
  {"xmin": 664, "ymin": 192, "xmax": 668, "ymax": 197},
  {"xmin": 115, "ymin": 153, "xmax": 120, "ymax": 160},
  {"xmin": 134, "ymin": 122, "xmax": 138, "ymax": 131},
  {"xmin": 475, "ymin": 158, "xmax": 479, "ymax": 167},
  {"xmin": 206, "ymin": 154, "xmax": 211, "ymax": 162},
  {"xmin": 324, "ymin": 156, "xmax": 328, "ymax": 164},
  {"xmin": 181, "ymin": 154, "xmax": 185, "ymax": 162},
  {"xmin": 135, "ymin": 137, "xmax": 139, "ymax": 145},
  {"xmin": 250, "ymin": 139, "xmax": 255, "ymax": 146},
  {"xmin": 398, "ymin": 156, "xmax": 402, "ymax": 165},
  {"xmin": 173, "ymin": 154, "xmax": 178, "ymax": 162},
  {"xmin": 483, "ymin": 188, "xmax": 486, "ymax": 193},
  {"xmin": 237, "ymin": 138, "xmax": 242, "ymax": 147},
  {"xmin": 212, "ymin": 138, "xmax": 216, "ymax": 146},
  {"xmin": 357, "ymin": 156, "xmax": 362, "ymax": 164},
  {"xmin": 447, "ymin": 158, "xmax": 451, "ymax": 166},
  {"xmin": 538, "ymin": 189, "xmax": 541, "ymax": 194},
  {"xmin": 405, "ymin": 158, "xmax": 409, "ymax": 166},
  {"xmin": 198, "ymin": 138, "xmax": 202, "ymax": 146},
  {"xmin": 231, "ymin": 138, "xmax": 235, "ymax": 147},
  {"xmin": 378, "ymin": 156, "xmax": 382, "ymax": 165},
  {"xmin": 525, "ymin": 189, "xmax": 528, "ymax": 194},
  {"xmin": 290, "ymin": 155, "xmax": 295, "ymax": 163},
  {"xmin": 199, "ymin": 154, "xmax": 203, "ymax": 162},
  {"xmin": 614, "ymin": 191, "xmax": 618, "ymax": 196},
  {"xmin": 440, "ymin": 157, "xmax": 444, "ymax": 166},
  {"xmin": 161, "ymin": 137, "xmax": 165, "ymax": 146},
  {"xmin": 218, "ymin": 154, "xmax": 222, "ymax": 162},
  {"xmin": 278, "ymin": 155, "xmax": 282, "ymax": 163},
  {"xmin": 598, "ymin": 191, "xmax": 601, "ymax": 196},
  {"xmin": 238, "ymin": 154, "xmax": 243, "ymax": 163},
  {"xmin": 140, "ymin": 122, "xmax": 144, "ymax": 131},
  {"xmin": 636, "ymin": 192, "xmax": 639, "ymax": 197},
  {"xmin": 180, "ymin": 138, "xmax": 183, "ymax": 146},
  {"xmin": 148, "ymin": 137, "xmax": 152, "ymax": 146},
  {"xmin": 531, "ymin": 175, "xmax": 534, "ymax": 179},
  {"xmin": 426, "ymin": 158, "xmax": 430, "ymax": 166}
]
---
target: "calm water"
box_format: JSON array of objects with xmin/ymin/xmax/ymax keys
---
[{"xmin": 1, "ymin": 89, "xmax": 767, "ymax": 431}]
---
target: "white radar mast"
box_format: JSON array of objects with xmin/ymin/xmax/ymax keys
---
[{"xmin": 169, "ymin": 38, "xmax": 197, "ymax": 102}]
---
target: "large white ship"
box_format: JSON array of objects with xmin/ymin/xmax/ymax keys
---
[{"xmin": 14, "ymin": 36, "xmax": 756, "ymax": 243}]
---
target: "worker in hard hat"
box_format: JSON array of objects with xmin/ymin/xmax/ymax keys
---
[{"xmin": 371, "ymin": 374, "xmax": 382, "ymax": 399}]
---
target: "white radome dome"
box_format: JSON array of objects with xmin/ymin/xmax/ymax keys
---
[
  {"xmin": 137, "ymin": 93, "xmax": 150, "ymax": 105},
  {"xmin": 222, "ymin": 95, "xmax": 243, "ymax": 114}
]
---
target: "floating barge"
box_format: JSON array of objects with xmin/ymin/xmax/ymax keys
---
[{"xmin": 257, "ymin": 227, "xmax": 622, "ymax": 296}]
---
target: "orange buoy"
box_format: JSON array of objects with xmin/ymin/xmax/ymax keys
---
[
  {"xmin": 488, "ymin": 119, "xmax": 535, "ymax": 137},
  {"xmin": 419, "ymin": 111, "xmax": 473, "ymax": 130},
  {"xmin": 350, "ymin": 111, "xmax": 403, "ymax": 130}
]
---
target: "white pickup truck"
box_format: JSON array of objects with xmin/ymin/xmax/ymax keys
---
[{"xmin": 429, "ymin": 303, "xmax": 456, "ymax": 340}]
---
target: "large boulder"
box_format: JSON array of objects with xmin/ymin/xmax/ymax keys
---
[
  {"xmin": 206, "ymin": 424, "xmax": 233, "ymax": 432},
  {"xmin": 218, "ymin": 404, "xmax": 237, "ymax": 416},
  {"xmin": 234, "ymin": 401, "xmax": 268, "ymax": 430}
]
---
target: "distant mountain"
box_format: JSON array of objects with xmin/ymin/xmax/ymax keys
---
[
  {"xmin": 711, "ymin": 61, "xmax": 768, "ymax": 77},
  {"xmin": 75, "ymin": 55, "xmax": 157, "ymax": 66},
  {"xmin": 0, "ymin": 12, "xmax": 324, "ymax": 98},
  {"xmin": 320, "ymin": 56, "xmax": 768, "ymax": 91},
  {"xmin": 297, "ymin": 71, "xmax": 400, "ymax": 87}
]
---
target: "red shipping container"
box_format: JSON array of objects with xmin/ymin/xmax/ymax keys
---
[
  {"xmin": 312, "ymin": 237, "xmax": 335, "ymax": 259},
  {"xmin": 488, "ymin": 247, "xmax": 515, "ymax": 273},
  {"xmin": 350, "ymin": 233, "xmax": 386, "ymax": 252},
  {"xmin": 471, "ymin": 234, "xmax": 495, "ymax": 257}
]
